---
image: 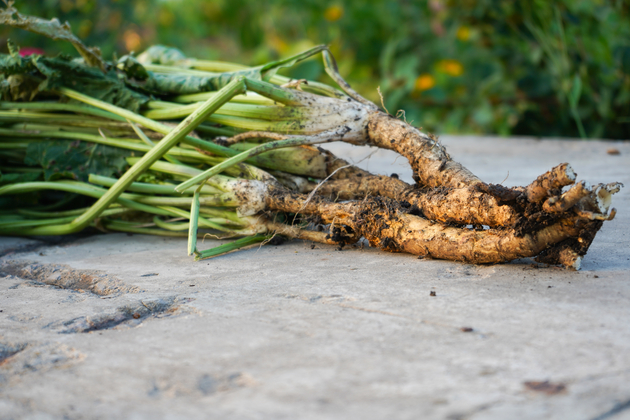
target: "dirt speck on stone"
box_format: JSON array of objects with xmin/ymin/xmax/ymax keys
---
[{"xmin": 524, "ymin": 380, "xmax": 567, "ymax": 395}]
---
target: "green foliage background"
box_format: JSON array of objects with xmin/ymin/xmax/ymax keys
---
[{"xmin": 2, "ymin": 0, "xmax": 629, "ymax": 139}]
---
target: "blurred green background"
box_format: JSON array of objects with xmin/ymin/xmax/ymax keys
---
[{"xmin": 2, "ymin": 0, "xmax": 630, "ymax": 139}]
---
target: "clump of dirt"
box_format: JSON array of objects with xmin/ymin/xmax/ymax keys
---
[
  {"xmin": 0, "ymin": 260, "xmax": 140, "ymax": 296},
  {"xmin": 523, "ymin": 380, "xmax": 567, "ymax": 395}
]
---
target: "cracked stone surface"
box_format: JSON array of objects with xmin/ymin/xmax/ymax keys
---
[{"xmin": 1, "ymin": 136, "xmax": 629, "ymax": 420}]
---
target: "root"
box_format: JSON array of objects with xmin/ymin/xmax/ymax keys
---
[
  {"xmin": 319, "ymin": 147, "xmax": 370, "ymax": 179},
  {"xmin": 263, "ymin": 220, "xmax": 343, "ymax": 245},
  {"xmin": 535, "ymin": 219, "xmax": 603, "ymax": 270},
  {"xmin": 542, "ymin": 181, "xmax": 589, "ymax": 213},
  {"xmin": 258, "ymin": 175, "xmax": 620, "ymax": 265},
  {"xmin": 308, "ymin": 175, "xmax": 520, "ymax": 227},
  {"xmin": 525, "ymin": 163, "xmax": 576, "ymax": 202},
  {"xmin": 365, "ymin": 112, "xmax": 480, "ymax": 188}
]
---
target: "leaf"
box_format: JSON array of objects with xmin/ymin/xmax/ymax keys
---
[
  {"xmin": 0, "ymin": 171, "xmax": 42, "ymax": 186},
  {"xmin": 259, "ymin": 45, "xmax": 328, "ymax": 80},
  {"xmin": 117, "ymin": 54, "xmax": 149, "ymax": 80},
  {"xmin": 0, "ymin": 3, "xmax": 105, "ymax": 70},
  {"xmin": 0, "ymin": 52, "xmax": 150, "ymax": 112},
  {"xmin": 568, "ymin": 74, "xmax": 582, "ymax": 108},
  {"xmin": 24, "ymin": 140, "xmax": 131, "ymax": 182},
  {"xmin": 136, "ymin": 45, "xmax": 189, "ymax": 66},
  {"xmin": 128, "ymin": 70, "xmax": 261, "ymax": 96},
  {"xmin": 135, "ymin": 44, "xmax": 329, "ymax": 94}
]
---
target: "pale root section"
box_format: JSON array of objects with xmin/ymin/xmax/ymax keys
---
[{"xmin": 232, "ymin": 180, "xmax": 268, "ymax": 217}]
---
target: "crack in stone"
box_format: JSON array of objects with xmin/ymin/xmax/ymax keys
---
[
  {"xmin": 46, "ymin": 297, "xmax": 196, "ymax": 333},
  {"xmin": 1, "ymin": 260, "xmax": 140, "ymax": 296}
]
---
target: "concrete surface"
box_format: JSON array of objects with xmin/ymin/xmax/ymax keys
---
[{"xmin": 1, "ymin": 135, "xmax": 629, "ymax": 420}]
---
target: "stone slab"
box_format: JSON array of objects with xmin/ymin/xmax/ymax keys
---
[{"xmin": 1, "ymin": 136, "xmax": 629, "ymax": 420}]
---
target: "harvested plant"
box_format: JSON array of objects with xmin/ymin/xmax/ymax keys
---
[{"xmin": 0, "ymin": 5, "xmax": 622, "ymax": 269}]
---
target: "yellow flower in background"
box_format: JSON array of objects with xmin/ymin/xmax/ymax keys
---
[
  {"xmin": 456, "ymin": 26, "xmax": 470, "ymax": 41},
  {"xmin": 268, "ymin": 33, "xmax": 289, "ymax": 54},
  {"xmin": 415, "ymin": 74, "xmax": 436, "ymax": 91},
  {"xmin": 324, "ymin": 5, "xmax": 344, "ymax": 22},
  {"xmin": 437, "ymin": 59, "xmax": 464, "ymax": 77}
]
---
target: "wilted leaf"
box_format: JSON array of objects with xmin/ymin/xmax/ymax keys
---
[
  {"xmin": 0, "ymin": 52, "xmax": 149, "ymax": 111},
  {"xmin": 0, "ymin": 3, "xmax": 105, "ymax": 70}
]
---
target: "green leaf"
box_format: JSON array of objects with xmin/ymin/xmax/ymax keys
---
[
  {"xmin": 130, "ymin": 70, "xmax": 260, "ymax": 95},
  {"xmin": 24, "ymin": 140, "xmax": 131, "ymax": 182},
  {"xmin": 117, "ymin": 54, "xmax": 149, "ymax": 80},
  {"xmin": 135, "ymin": 44, "xmax": 328, "ymax": 94},
  {"xmin": 0, "ymin": 52, "xmax": 149, "ymax": 112},
  {"xmin": 0, "ymin": 171, "xmax": 42, "ymax": 186},
  {"xmin": 136, "ymin": 45, "xmax": 189, "ymax": 66}
]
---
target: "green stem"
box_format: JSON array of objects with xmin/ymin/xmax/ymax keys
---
[
  {"xmin": 153, "ymin": 216, "xmax": 189, "ymax": 231},
  {"xmin": 0, "ymin": 181, "xmax": 189, "ymax": 220},
  {"xmin": 127, "ymin": 121, "xmax": 183, "ymax": 165},
  {"xmin": 1, "ymin": 79, "xmax": 246, "ymax": 235},
  {"xmin": 0, "ymin": 101, "xmax": 125, "ymax": 121},
  {"xmin": 195, "ymin": 234, "xmax": 272, "ymax": 260},
  {"xmin": 188, "ymin": 191, "xmax": 200, "ymax": 255},
  {"xmin": 56, "ymin": 87, "xmax": 239, "ymax": 157},
  {"xmin": 88, "ymin": 174, "xmax": 218, "ymax": 195},
  {"xmin": 175, "ymin": 135, "xmax": 330, "ymax": 192},
  {"xmin": 18, "ymin": 206, "xmax": 126, "ymax": 218},
  {"xmin": 57, "ymin": 78, "xmax": 245, "ymax": 234},
  {"xmin": 101, "ymin": 220, "xmax": 192, "ymax": 237},
  {"xmin": 156, "ymin": 205, "xmax": 235, "ymax": 232}
]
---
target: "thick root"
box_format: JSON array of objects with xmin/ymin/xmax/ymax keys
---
[
  {"xmin": 534, "ymin": 216, "xmax": 606, "ymax": 270},
  {"xmin": 365, "ymin": 112, "xmax": 480, "ymax": 188},
  {"xmin": 262, "ymin": 184, "xmax": 616, "ymax": 265},
  {"xmin": 310, "ymin": 175, "xmax": 519, "ymax": 227},
  {"xmin": 234, "ymin": 112, "xmax": 622, "ymax": 268}
]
